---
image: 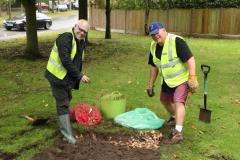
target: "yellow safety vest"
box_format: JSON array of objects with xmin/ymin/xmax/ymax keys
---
[
  {"xmin": 46, "ymin": 31, "xmax": 85, "ymax": 80},
  {"xmin": 150, "ymin": 33, "xmax": 189, "ymax": 88}
]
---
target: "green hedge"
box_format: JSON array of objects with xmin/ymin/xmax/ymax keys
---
[
  {"xmin": 160, "ymin": 0, "xmax": 240, "ymax": 9},
  {"xmin": 111, "ymin": 0, "xmax": 240, "ymax": 9}
]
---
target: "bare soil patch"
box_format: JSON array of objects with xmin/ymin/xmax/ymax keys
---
[{"xmin": 32, "ymin": 130, "xmax": 163, "ymax": 160}]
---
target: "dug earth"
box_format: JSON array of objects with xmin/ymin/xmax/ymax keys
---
[{"xmin": 32, "ymin": 130, "xmax": 163, "ymax": 160}]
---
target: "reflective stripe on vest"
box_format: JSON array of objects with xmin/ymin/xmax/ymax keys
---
[
  {"xmin": 150, "ymin": 33, "xmax": 188, "ymax": 88},
  {"xmin": 46, "ymin": 31, "xmax": 84, "ymax": 80}
]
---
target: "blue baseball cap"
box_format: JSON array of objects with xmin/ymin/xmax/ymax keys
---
[{"xmin": 149, "ymin": 22, "xmax": 165, "ymax": 36}]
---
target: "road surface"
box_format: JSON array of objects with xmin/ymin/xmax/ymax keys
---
[{"xmin": 0, "ymin": 14, "xmax": 78, "ymax": 40}]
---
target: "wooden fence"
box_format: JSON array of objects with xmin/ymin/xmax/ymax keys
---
[{"xmin": 89, "ymin": 8, "xmax": 240, "ymax": 38}]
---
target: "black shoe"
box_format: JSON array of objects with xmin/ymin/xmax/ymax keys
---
[
  {"xmin": 163, "ymin": 129, "xmax": 183, "ymax": 144},
  {"xmin": 166, "ymin": 116, "xmax": 176, "ymax": 127}
]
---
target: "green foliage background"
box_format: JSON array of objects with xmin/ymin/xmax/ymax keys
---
[{"xmin": 110, "ymin": 0, "xmax": 240, "ymax": 9}]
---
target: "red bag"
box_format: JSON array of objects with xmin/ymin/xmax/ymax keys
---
[{"xmin": 70, "ymin": 104, "xmax": 102, "ymax": 126}]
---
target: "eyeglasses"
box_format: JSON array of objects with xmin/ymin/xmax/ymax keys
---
[{"xmin": 77, "ymin": 25, "xmax": 87, "ymax": 34}]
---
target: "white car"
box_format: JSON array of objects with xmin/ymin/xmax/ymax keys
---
[
  {"xmin": 72, "ymin": 2, "xmax": 79, "ymax": 9},
  {"xmin": 57, "ymin": 4, "xmax": 68, "ymax": 12}
]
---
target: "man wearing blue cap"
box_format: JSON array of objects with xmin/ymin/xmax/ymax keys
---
[{"xmin": 146, "ymin": 21, "xmax": 199, "ymax": 144}]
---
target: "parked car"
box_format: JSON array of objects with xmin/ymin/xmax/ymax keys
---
[
  {"xmin": 3, "ymin": 12, "xmax": 52, "ymax": 31},
  {"xmin": 36, "ymin": 2, "xmax": 49, "ymax": 10},
  {"xmin": 72, "ymin": 2, "xmax": 79, "ymax": 9},
  {"xmin": 56, "ymin": 4, "xmax": 68, "ymax": 12}
]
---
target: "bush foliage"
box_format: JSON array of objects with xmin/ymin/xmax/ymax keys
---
[{"xmin": 111, "ymin": 0, "xmax": 240, "ymax": 9}]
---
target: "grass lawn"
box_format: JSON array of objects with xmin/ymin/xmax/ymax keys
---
[{"xmin": 0, "ymin": 31, "xmax": 239, "ymax": 160}]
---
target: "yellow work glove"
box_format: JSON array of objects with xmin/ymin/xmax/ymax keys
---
[{"xmin": 187, "ymin": 75, "xmax": 199, "ymax": 93}]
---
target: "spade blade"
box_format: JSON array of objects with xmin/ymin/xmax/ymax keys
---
[
  {"xmin": 199, "ymin": 108, "xmax": 211, "ymax": 123},
  {"xmin": 32, "ymin": 118, "xmax": 49, "ymax": 126}
]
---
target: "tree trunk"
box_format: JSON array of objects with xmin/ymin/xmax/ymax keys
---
[
  {"xmin": 78, "ymin": 0, "xmax": 88, "ymax": 20},
  {"xmin": 78, "ymin": 0, "xmax": 88, "ymax": 42},
  {"xmin": 8, "ymin": 1, "xmax": 12, "ymax": 19},
  {"xmin": 57, "ymin": 0, "xmax": 60, "ymax": 12},
  {"xmin": 21, "ymin": 4, "xmax": 24, "ymax": 13},
  {"xmin": 69, "ymin": 0, "xmax": 71, "ymax": 10},
  {"xmin": 22, "ymin": 0, "xmax": 41, "ymax": 58},
  {"xmin": 0, "ymin": 4, "xmax": 2, "ymax": 17},
  {"xmin": 105, "ymin": 0, "xmax": 111, "ymax": 39},
  {"xmin": 38, "ymin": 0, "xmax": 42, "ymax": 13},
  {"xmin": 144, "ymin": 0, "xmax": 150, "ymax": 35},
  {"xmin": 51, "ymin": 0, "xmax": 55, "ymax": 13}
]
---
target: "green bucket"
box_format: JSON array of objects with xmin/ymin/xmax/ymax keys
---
[{"xmin": 100, "ymin": 91, "xmax": 126, "ymax": 119}]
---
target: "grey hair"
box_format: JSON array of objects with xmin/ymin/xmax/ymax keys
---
[{"xmin": 76, "ymin": 19, "xmax": 90, "ymax": 31}]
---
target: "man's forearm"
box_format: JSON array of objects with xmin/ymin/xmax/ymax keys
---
[
  {"xmin": 187, "ymin": 56, "xmax": 196, "ymax": 75},
  {"xmin": 148, "ymin": 66, "xmax": 158, "ymax": 88}
]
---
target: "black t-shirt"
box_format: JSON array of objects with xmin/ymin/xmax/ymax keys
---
[{"xmin": 148, "ymin": 37, "xmax": 193, "ymax": 93}]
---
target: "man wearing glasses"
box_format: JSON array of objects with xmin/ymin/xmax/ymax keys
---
[{"xmin": 45, "ymin": 19, "xmax": 90, "ymax": 144}]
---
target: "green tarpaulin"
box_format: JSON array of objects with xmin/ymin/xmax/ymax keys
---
[{"xmin": 114, "ymin": 108, "xmax": 165, "ymax": 129}]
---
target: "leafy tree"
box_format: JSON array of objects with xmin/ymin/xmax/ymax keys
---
[{"xmin": 21, "ymin": 0, "xmax": 41, "ymax": 58}]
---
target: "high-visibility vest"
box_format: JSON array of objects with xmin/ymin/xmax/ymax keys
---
[
  {"xmin": 150, "ymin": 33, "xmax": 188, "ymax": 88},
  {"xmin": 46, "ymin": 31, "xmax": 85, "ymax": 80}
]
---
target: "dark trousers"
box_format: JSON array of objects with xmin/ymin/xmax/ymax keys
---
[{"xmin": 50, "ymin": 84, "xmax": 72, "ymax": 115}]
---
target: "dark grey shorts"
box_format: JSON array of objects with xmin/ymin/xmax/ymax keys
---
[{"xmin": 50, "ymin": 84, "xmax": 72, "ymax": 107}]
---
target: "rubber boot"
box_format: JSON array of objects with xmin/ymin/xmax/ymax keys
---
[{"xmin": 58, "ymin": 114, "xmax": 76, "ymax": 144}]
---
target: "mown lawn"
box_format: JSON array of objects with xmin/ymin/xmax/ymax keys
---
[{"xmin": 0, "ymin": 31, "xmax": 239, "ymax": 160}]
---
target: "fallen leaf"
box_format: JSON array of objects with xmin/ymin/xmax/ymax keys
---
[
  {"xmin": 234, "ymin": 99, "xmax": 240, "ymax": 105},
  {"xmin": 191, "ymin": 125, "xmax": 197, "ymax": 130},
  {"xmin": 221, "ymin": 126, "xmax": 226, "ymax": 129},
  {"xmin": 208, "ymin": 144, "xmax": 215, "ymax": 148}
]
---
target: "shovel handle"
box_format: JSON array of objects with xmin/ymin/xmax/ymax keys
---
[
  {"xmin": 201, "ymin": 64, "xmax": 210, "ymax": 77},
  {"xmin": 201, "ymin": 64, "xmax": 210, "ymax": 109},
  {"xmin": 24, "ymin": 116, "xmax": 34, "ymax": 122}
]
